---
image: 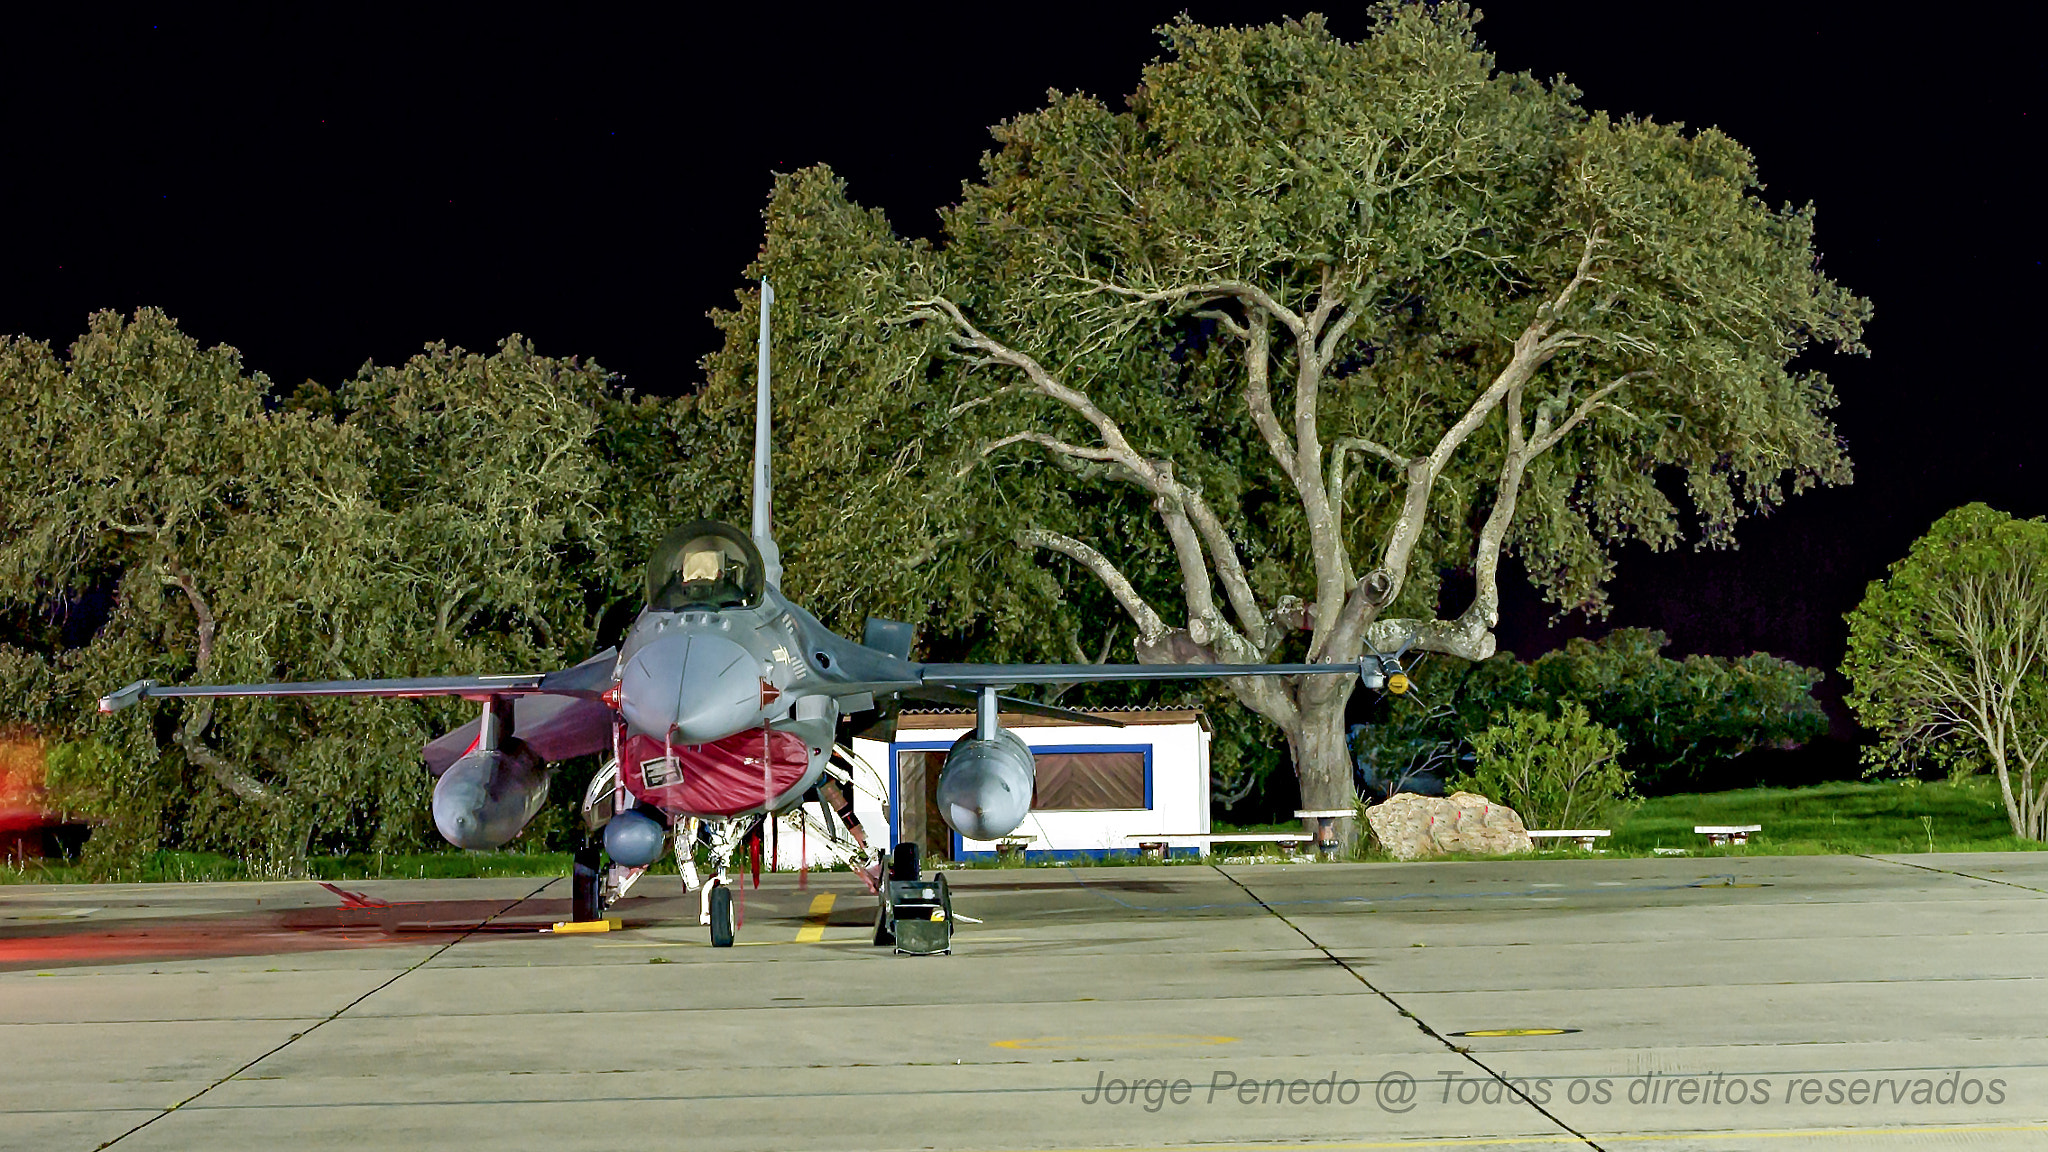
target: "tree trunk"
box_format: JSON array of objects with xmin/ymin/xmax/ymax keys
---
[{"xmin": 1286, "ymin": 680, "xmax": 1357, "ymax": 851}]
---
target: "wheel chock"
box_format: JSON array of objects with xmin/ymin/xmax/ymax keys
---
[{"xmin": 549, "ymin": 917, "xmax": 621, "ymax": 934}]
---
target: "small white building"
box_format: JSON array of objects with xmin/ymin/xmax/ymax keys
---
[{"xmin": 852, "ymin": 707, "xmax": 1211, "ymax": 863}]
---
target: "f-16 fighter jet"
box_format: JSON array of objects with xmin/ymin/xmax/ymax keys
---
[{"xmin": 101, "ymin": 282, "xmax": 1402, "ymax": 948}]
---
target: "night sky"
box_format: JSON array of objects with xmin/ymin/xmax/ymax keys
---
[{"xmin": 3, "ymin": 6, "xmax": 2039, "ymax": 716}]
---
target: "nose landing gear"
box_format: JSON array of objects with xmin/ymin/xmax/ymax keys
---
[
  {"xmin": 706, "ymin": 881, "xmax": 736, "ymax": 947},
  {"xmin": 695, "ymin": 816, "xmax": 755, "ymax": 948}
]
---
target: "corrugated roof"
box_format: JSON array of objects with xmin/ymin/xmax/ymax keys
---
[{"xmin": 894, "ymin": 706, "xmax": 1209, "ymax": 730}]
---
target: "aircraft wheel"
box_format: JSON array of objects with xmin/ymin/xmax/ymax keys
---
[
  {"xmin": 889, "ymin": 841, "xmax": 921, "ymax": 882},
  {"xmin": 872, "ymin": 885, "xmax": 895, "ymax": 946},
  {"xmin": 571, "ymin": 845, "xmax": 604, "ymax": 924},
  {"xmin": 709, "ymin": 884, "xmax": 735, "ymax": 948}
]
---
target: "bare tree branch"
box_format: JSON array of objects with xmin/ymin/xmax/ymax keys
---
[
  {"xmin": 1071, "ymin": 276, "xmax": 1306, "ymax": 339},
  {"xmin": 927, "ymin": 295, "xmax": 1271, "ymax": 656},
  {"xmin": 1016, "ymin": 528, "xmax": 1168, "ymax": 643},
  {"xmin": 1178, "ymin": 488, "xmax": 1274, "ymax": 656},
  {"xmin": 1326, "ymin": 229, "xmax": 1611, "ymax": 661},
  {"xmin": 961, "ymin": 431, "xmax": 1131, "ymax": 480},
  {"xmin": 1043, "ymin": 623, "xmax": 1122, "ymax": 706},
  {"xmin": 163, "ymin": 564, "xmax": 283, "ymax": 809},
  {"xmin": 948, "ymin": 383, "xmax": 1028, "ymax": 417},
  {"xmin": 1241, "ymin": 312, "xmax": 1298, "ymax": 485},
  {"xmin": 1527, "ymin": 371, "xmax": 1650, "ymax": 456}
]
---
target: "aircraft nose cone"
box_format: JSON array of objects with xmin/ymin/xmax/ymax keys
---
[{"xmin": 617, "ymin": 632, "xmax": 761, "ymax": 744}]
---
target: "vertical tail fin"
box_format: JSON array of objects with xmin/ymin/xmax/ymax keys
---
[{"xmin": 752, "ymin": 278, "xmax": 782, "ymax": 589}]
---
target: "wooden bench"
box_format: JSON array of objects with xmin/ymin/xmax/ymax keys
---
[
  {"xmin": 1695, "ymin": 824, "xmax": 1762, "ymax": 846},
  {"xmin": 1528, "ymin": 829, "xmax": 1611, "ymax": 851},
  {"xmin": 1295, "ymin": 808, "xmax": 1356, "ymax": 855},
  {"xmin": 995, "ymin": 835, "xmax": 1036, "ymax": 860},
  {"xmin": 1124, "ymin": 833, "xmax": 1316, "ymax": 858}
]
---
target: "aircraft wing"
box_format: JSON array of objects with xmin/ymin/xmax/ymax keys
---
[
  {"xmin": 421, "ymin": 692, "xmax": 614, "ymax": 774},
  {"xmin": 915, "ymin": 660, "xmax": 1363, "ymax": 687},
  {"xmin": 98, "ymin": 650, "xmax": 617, "ymax": 714},
  {"xmin": 900, "ymin": 685, "xmax": 1129, "ymax": 728}
]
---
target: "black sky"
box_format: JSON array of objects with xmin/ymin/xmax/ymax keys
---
[{"xmin": 2, "ymin": 5, "xmax": 2040, "ymax": 696}]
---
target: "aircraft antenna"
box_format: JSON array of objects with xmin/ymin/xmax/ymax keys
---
[{"xmin": 753, "ymin": 278, "xmax": 782, "ymax": 588}]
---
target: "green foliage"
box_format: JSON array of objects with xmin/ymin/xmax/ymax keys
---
[
  {"xmin": 698, "ymin": 6, "xmax": 1864, "ymax": 809},
  {"xmin": 1842, "ymin": 503, "xmax": 2048, "ymax": 839},
  {"xmin": 1358, "ymin": 629, "xmax": 1825, "ymax": 795},
  {"xmin": 1453, "ymin": 701, "xmax": 1629, "ymax": 829},
  {"xmin": 704, "ymin": 6, "xmax": 1863, "ymax": 628},
  {"xmin": 0, "ymin": 310, "xmax": 662, "ymax": 868},
  {"xmin": 1609, "ymin": 778, "xmax": 2044, "ymax": 856}
]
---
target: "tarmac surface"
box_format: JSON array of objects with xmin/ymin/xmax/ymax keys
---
[{"xmin": 3, "ymin": 852, "xmax": 2046, "ymax": 1151}]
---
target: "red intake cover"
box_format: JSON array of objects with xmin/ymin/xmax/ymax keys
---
[{"xmin": 621, "ymin": 728, "xmax": 809, "ymax": 816}]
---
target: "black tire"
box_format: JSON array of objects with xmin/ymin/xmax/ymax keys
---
[
  {"xmin": 872, "ymin": 894, "xmax": 895, "ymax": 946},
  {"xmin": 571, "ymin": 845, "xmax": 604, "ymax": 924},
  {"xmin": 889, "ymin": 841, "xmax": 921, "ymax": 882},
  {"xmin": 709, "ymin": 884, "xmax": 735, "ymax": 948}
]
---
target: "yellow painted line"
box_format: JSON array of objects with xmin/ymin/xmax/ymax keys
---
[
  {"xmin": 795, "ymin": 893, "xmax": 835, "ymax": 942},
  {"xmin": 966, "ymin": 1121, "xmax": 2048, "ymax": 1151},
  {"xmin": 1451, "ymin": 1028, "xmax": 1579, "ymax": 1038}
]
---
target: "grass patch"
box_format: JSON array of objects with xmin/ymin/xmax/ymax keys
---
[
  {"xmin": 7, "ymin": 779, "xmax": 2040, "ymax": 882},
  {"xmin": 1608, "ymin": 777, "xmax": 2044, "ymax": 856},
  {"xmin": 1398, "ymin": 777, "xmax": 2047, "ymax": 860}
]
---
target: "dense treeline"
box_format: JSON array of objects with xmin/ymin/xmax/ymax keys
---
[
  {"xmin": 0, "ymin": 310, "xmax": 698, "ymax": 865},
  {"xmin": 0, "ymin": 307, "xmax": 1845, "ymax": 866},
  {"xmin": 1350, "ymin": 629, "xmax": 1827, "ymax": 800}
]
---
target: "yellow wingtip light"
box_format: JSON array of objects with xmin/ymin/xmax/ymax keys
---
[{"xmin": 1386, "ymin": 673, "xmax": 1410, "ymax": 695}]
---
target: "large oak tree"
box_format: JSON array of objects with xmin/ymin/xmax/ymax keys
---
[
  {"xmin": 702, "ymin": 6, "xmax": 1867, "ymax": 832},
  {"xmin": 0, "ymin": 309, "xmax": 633, "ymax": 864}
]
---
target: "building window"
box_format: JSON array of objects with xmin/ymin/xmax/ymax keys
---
[{"xmin": 1032, "ymin": 750, "xmax": 1146, "ymax": 810}]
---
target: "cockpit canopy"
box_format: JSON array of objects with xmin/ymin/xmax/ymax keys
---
[{"xmin": 645, "ymin": 521, "xmax": 764, "ymax": 611}]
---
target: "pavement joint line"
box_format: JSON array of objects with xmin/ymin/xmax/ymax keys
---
[
  {"xmin": 1211, "ymin": 863, "xmax": 1608, "ymax": 1152},
  {"xmin": 90, "ymin": 877, "xmax": 558, "ymax": 1151},
  {"xmin": 1856, "ymin": 853, "xmax": 2048, "ymax": 895}
]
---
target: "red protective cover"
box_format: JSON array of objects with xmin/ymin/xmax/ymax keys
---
[{"xmin": 620, "ymin": 728, "xmax": 809, "ymax": 817}]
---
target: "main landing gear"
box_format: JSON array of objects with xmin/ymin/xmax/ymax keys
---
[
  {"xmin": 571, "ymin": 844, "xmax": 605, "ymax": 925},
  {"xmin": 568, "ymin": 842, "xmax": 651, "ymax": 927},
  {"xmin": 873, "ymin": 842, "xmax": 953, "ymax": 956}
]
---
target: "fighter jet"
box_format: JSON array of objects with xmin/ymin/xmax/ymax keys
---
[{"xmin": 100, "ymin": 281, "xmax": 1389, "ymax": 948}]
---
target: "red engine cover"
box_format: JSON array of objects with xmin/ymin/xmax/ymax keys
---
[{"xmin": 620, "ymin": 728, "xmax": 810, "ymax": 817}]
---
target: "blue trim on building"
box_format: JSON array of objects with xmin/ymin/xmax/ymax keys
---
[{"xmin": 885, "ymin": 737, "xmax": 1157, "ymax": 861}]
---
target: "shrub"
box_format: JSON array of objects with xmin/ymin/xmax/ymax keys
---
[{"xmin": 1453, "ymin": 702, "xmax": 1631, "ymax": 829}]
